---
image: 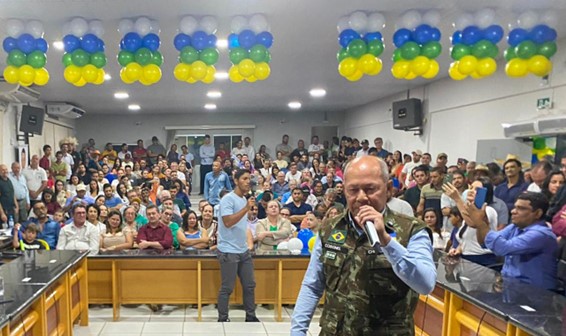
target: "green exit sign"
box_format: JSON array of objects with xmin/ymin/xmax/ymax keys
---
[{"xmin": 537, "ymin": 97, "xmax": 551, "ymax": 109}]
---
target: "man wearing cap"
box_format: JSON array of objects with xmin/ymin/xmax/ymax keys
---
[
  {"xmin": 436, "ymin": 153, "xmax": 448, "ymax": 173},
  {"xmin": 356, "ymin": 140, "xmax": 370, "ymax": 157},
  {"xmin": 373, "ymin": 137, "xmax": 389, "ymax": 159},
  {"xmin": 400, "ymin": 150, "xmax": 423, "ymax": 188},
  {"xmin": 284, "ymin": 187, "xmax": 313, "ymax": 230},
  {"xmin": 64, "ymin": 184, "xmax": 94, "ymax": 212}
]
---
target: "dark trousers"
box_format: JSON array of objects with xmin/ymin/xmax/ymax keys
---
[
  {"xmin": 217, "ymin": 250, "xmax": 256, "ymax": 319},
  {"xmin": 199, "ymin": 164, "xmax": 212, "ymax": 194},
  {"xmin": 15, "ymin": 199, "xmax": 28, "ymax": 223}
]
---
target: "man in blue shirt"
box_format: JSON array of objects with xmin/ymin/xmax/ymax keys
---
[
  {"xmin": 204, "ymin": 161, "xmax": 232, "ymax": 206},
  {"xmin": 466, "ymin": 191, "xmax": 557, "ymax": 290},
  {"xmin": 103, "ymin": 183, "xmax": 123, "ymax": 211},
  {"xmin": 494, "ymin": 158, "xmax": 529, "ymax": 220},
  {"xmin": 284, "ymin": 188, "xmax": 312, "ymax": 230},
  {"xmin": 20, "ymin": 201, "xmax": 60, "ymax": 249},
  {"xmin": 217, "ymin": 169, "xmax": 259, "ymax": 323}
]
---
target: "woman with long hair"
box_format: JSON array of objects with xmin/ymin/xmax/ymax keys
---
[
  {"xmin": 422, "ymin": 208, "xmax": 449, "ymax": 250},
  {"xmin": 547, "ymin": 184, "xmax": 566, "ymax": 238},
  {"xmin": 100, "ymin": 210, "xmax": 133, "ymax": 252},
  {"xmin": 86, "ymin": 204, "xmax": 106, "ymax": 235},
  {"xmin": 167, "ymin": 144, "xmax": 180, "ymax": 164},
  {"xmin": 541, "ymin": 171, "xmax": 565, "ymax": 202},
  {"xmin": 116, "ymin": 182, "xmax": 129, "ymax": 205},
  {"xmin": 88, "ymin": 179, "xmax": 101, "ymax": 199},
  {"xmin": 177, "ymin": 211, "xmax": 209, "ymax": 249},
  {"xmin": 67, "ymin": 175, "xmax": 80, "ymax": 195},
  {"xmin": 198, "ymin": 204, "xmax": 218, "ymax": 250},
  {"xmin": 311, "ymin": 158, "xmax": 323, "ymax": 180},
  {"xmin": 391, "ymin": 150, "xmax": 405, "ymax": 180},
  {"xmin": 253, "ymin": 153, "xmax": 264, "ymax": 170},
  {"xmin": 258, "ymin": 144, "xmax": 270, "ymax": 160},
  {"xmin": 41, "ymin": 188, "xmax": 61, "ymax": 216},
  {"xmin": 99, "ymin": 204, "xmax": 109, "ymax": 225},
  {"xmin": 54, "ymin": 180, "xmax": 69, "ymax": 208},
  {"xmin": 256, "ymin": 200, "xmax": 293, "ymax": 251}
]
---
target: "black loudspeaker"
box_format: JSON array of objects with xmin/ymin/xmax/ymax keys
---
[
  {"xmin": 20, "ymin": 105, "xmax": 45, "ymax": 135},
  {"xmin": 392, "ymin": 98, "xmax": 422, "ymax": 130}
]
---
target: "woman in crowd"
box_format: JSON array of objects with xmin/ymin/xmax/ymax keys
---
[
  {"xmin": 258, "ymin": 144, "xmax": 270, "ymax": 160},
  {"xmin": 446, "ymin": 206, "xmax": 464, "ymax": 253},
  {"xmin": 116, "ymin": 182, "xmax": 129, "ymax": 205},
  {"xmin": 99, "ymin": 204, "xmax": 109, "ymax": 226},
  {"xmin": 253, "ymin": 153, "xmax": 264, "ymax": 171},
  {"xmin": 88, "ymin": 179, "xmax": 101, "ymax": 199},
  {"xmin": 541, "ymin": 171, "xmax": 565, "ymax": 202},
  {"xmin": 247, "ymin": 205, "xmax": 259, "ymax": 244},
  {"xmin": 270, "ymin": 166, "xmax": 280, "ymax": 181},
  {"xmin": 177, "ymin": 211, "xmax": 209, "ymax": 249},
  {"xmin": 132, "ymin": 161, "xmax": 143, "ymax": 180},
  {"xmin": 199, "ymin": 204, "xmax": 218, "ymax": 250},
  {"xmin": 148, "ymin": 176, "xmax": 162, "ymax": 205},
  {"xmin": 422, "ymin": 208, "xmax": 450, "ymax": 250},
  {"xmin": 67, "ymin": 175, "xmax": 80, "ymax": 196},
  {"xmin": 167, "ymin": 144, "xmax": 180, "ymax": 164},
  {"xmin": 391, "ymin": 150, "xmax": 405, "ymax": 180},
  {"xmin": 300, "ymin": 169, "xmax": 314, "ymax": 189},
  {"xmin": 86, "ymin": 204, "xmax": 106, "ymax": 235},
  {"xmin": 311, "ymin": 158, "xmax": 323, "ymax": 180},
  {"xmin": 256, "ymin": 200, "xmax": 293, "ymax": 251},
  {"xmin": 41, "ymin": 188, "xmax": 61, "ymax": 216},
  {"xmin": 324, "ymin": 206, "xmax": 341, "ymax": 221},
  {"xmin": 259, "ymin": 159, "xmax": 272, "ymax": 179},
  {"xmin": 243, "ymin": 159, "xmax": 254, "ymax": 174},
  {"xmin": 273, "ymin": 151, "xmax": 288, "ymax": 170},
  {"xmin": 122, "ymin": 206, "xmax": 139, "ymax": 242},
  {"xmin": 54, "ymin": 180, "xmax": 69, "ymax": 209},
  {"xmin": 100, "ymin": 210, "xmax": 133, "ymax": 252},
  {"xmin": 129, "ymin": 198, "xmax": 148, "ymax": 226},
  {"xmin": 94, "ymin": 195, "xmax": 105, "ymax": 207}
]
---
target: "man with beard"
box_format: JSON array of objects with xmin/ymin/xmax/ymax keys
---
[
  {"xmin": 441, "ymin": 169, "xmax": 467, "ymax": 230},
  {"xmin": 20, "ymin": 201, "xmax": 60, "ymax": 249},
  {"xmin": 402, "ymin": 165, "xmax": 429, "ymax": 214}
]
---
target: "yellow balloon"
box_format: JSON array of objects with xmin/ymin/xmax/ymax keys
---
[
  {"xmin": 64, "ymin": 65, "xmax": 82, "ymax": 84},
  {"xmin": 410, "ymin": 56, "xmax": 431, "ymax": 76},
  {"xmin": 34, "ymin": 68, "xmax": 49, "ymax": 86},
  {"xmin": 391, "ymin": 61, "xmax": 410, "ymax": 79},
  {"xmin": 505, "ymin": 58, "xmax": 528, "ymax": 78},
  {"xmin": 139, "ymin": 76, "xmax": 152, "ymax": 86},
  {"xmin": 449, "ymin": 62, "xmax": 467, "ymax": 80},
  {"xmin": 404, "ymin": 71, "xmax": 417, "ymax": 80},
  {"xmin": 229, "ymin": 66, "xmax": 244, "ymax": 83},
  {"xmin": 528, "ymin": 55, "xmax": 552, "ymax": 77},
  {"xmin": 17, "ymin": 65, "xmax": 35, "ymax": 84},
  {"xmin": 93, "ymin": 69, "xmax": 105, "ymax": 85},
  {"xmin": 186, "ymin": 76, "xmax": 197, "ymax": 84},
  {"xmin": 254, "ymin": 62, "xmax": 270, "ymax": 80},
  {"xmin": 125, "ymin": 62, "xmax": 143, "ymax": 81},
  {"xmin": 366, "ymin": 58, "xmax": 382, "ymax": 76},
  {"xmin": 19, "ymin": 79, "xmax": 33, "ymax": 87},
  {"xmin": 202, "ymin": 66, "xmax": 216, "ymax": 84},
  {"xmin": 191, "ymin": 60, "xmax": 207, "ymax": 80},
  {"xmin": 74, "ymin": 78, "xmax": 87, "ymax": 87},
  {"xmin": 174, "ymin": 63, "xmax": 191, "ymax": 81},
  {"xmin": 346, "ymin": 70, "xmax": 363, "ymax": 81},
  {"xmin": 238, "ymin": 59, "xmax": 255, "ymax": 78},
  {"xmin": 477, "ymin": 58, "xmax": 497, "ymax": 77},
  {"xmin": 308, "ymin": 236, "xmax": 317, "ymax": 252},
  {"xmin": 143, "ymin": 64, "xmax": 162, "ymax": 84},
  {"xmin": 82, "ymin": 64, "xmax": 98, "ymax": 83},
  {"xmin": 120, "ymin": 68, "xmax": 135, "ymax": 84},
  {"xmin": 338, "ymin": 57, "xmax": 357, "ymax": 77},
  {"xmin": 246, "ymin": 75, "xmax": 257, "ymax": 83},
  {"xmin": 3, "ymin": 66, "xmax": 19, "ymax": 84},
  {"xmin": 357, "ymin": 54, "xmax": 379, "ymax": 75},
  {"xmin": 422, "ymin": 60, "xmax": 439, "ymax": 79},
  {"xmin": 458, "ymin": 55, "xmax": 478, "ymax": 75},
  {"xmin": 470, "ymin": 71, "xmax": 483, "ymax": 79}
]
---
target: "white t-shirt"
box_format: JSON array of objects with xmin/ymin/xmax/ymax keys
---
[
  {"xmin": 457, "ymin": 206, "xmax": 497, "ymax": 256},
  {"xmin": 308, "ymin": 144, "xmax": 324, "ymax": 159},
  {"xmin": 285, "ymin": 171, "xmax": 301, "ymax": 183},
  {"xmin": 432, "ymin": 231, "xmax": 451, "ymax": 250},
  {"xmin": 117, "ymin": 150, "xmax": 132, "ymax": 160},
  {"xmin": 62, "ymin": 153, "xmax": 74, "ymax": 179},
  {"xmin": 387, "ymin": 197, "xmax": 414, "ymax": 217},
  {"xmin": 402, "ymin": 162, "xmax": 419, "ymax": 186},
  {"xmin": 527, "ymin": 183, "xmax": 541, "ymax": 193},
  {"xmin": 22, "ymin": 166, "xmax": 48, "ymax": 200}
]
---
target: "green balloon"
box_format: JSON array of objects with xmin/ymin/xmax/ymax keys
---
[
  {"xmin": 504, "ymin": 47, "xmax": 516, "ymax": 61},
  {"xmin": 485, "ymin": 43, "xmax": 499, "ymax": 59},
  {"xmin": 367, "ymin": 40, "xmax": 384, "ymax": 57},
  {"xmin": 135, "ymin": 47, "xmax": 153, "ymax": 66},
  {"xmin": 62, "ymin": 53, "xmax": 73, "ymax": 67},
  {"xmin": 249, "ymin": 45, "xmax": 268, "ymax": 63},
  {"xmin": 392, "ymin": 49, "xmax": 403, "ymax": 62},
  {"xmin": 151, "ymin": 51, "xmax": 163, "ymax": 66},
  {"xmin": 229, "ymin": 47, "xmax": 247, "ymax": 65},
  {"xmin": 8, "ymin": 50, "xmax": 26, "ymax": 67},
  {"xmin": 264, "ymin": 50, "xmax": 271, "ymax": 63},
  {"xmin": 538, "ymin": 41, "xmax": 557, "ymax": 59},
  {"xmin": 90, "ymin": 52, "xmax": 107, "ymax": 68},
  {"xmin": 117, "ymin": 51, "xmax": 134, "ymax": 66},
  {"xmin": 471, "ymin": 40, "xmax": 492, "ymax": 59},
  {"xmin": 27, "ymin": 50, "xmax": 46, "ymax": 69},
  {"xmin": 347, "ymin": 39, "xmax": 367, "ymax": 58},
  {"xmin": 515, "ymin": 40, "xmax": 537, "ymax": 59},
  {"xmin": 533, "ymin": 137, "xmax": 546, "ymax": 150},
  {"xmin": 400, "ymin": 41, "xmax": 420, "ymax": 60},
  {"xmin": 421, "ymin": 41, "xmax": 442, "ymax": 59},
  {"xmin": 71, "ymin": 49, "xmax": 89, "ymax": 67},
  {"xmin": 200, "ymin": 48, "xmax": 219, "ymax": 65},
  {"xmin": 450, "ymin": 44, "xmax": 471, "ymax": 60},
  {"xmin": 337, "ymin": 48, "xmax": 348, "ymax": 62},
  {"xmin": 180, "ymin": 46, "xmax": 199, "ymax": 64}
]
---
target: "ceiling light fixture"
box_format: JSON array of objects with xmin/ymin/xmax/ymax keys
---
[
  {"xmin": 128, "ymin": 104, "xmax": 141, "ymax": 111},
  {"xmin": 207, "ymin": 91, "xmax": 222, "ymax": 98},
  {"xmin": 216, "ymin": 39, "xmax": 228, "ymax": 49},
  {"xmin": 309, "ymin": 88, "xmax": 327, "ymax": 97},
  {"xmin": 288, "ymin": 101, "xmax": 302, "ymax": 110},
  {"xmin": 204, "ymin": 103, "xmax": 217, "ymax": 110},
  {"xmin": 52, "ymin": 41, "xmax": 64, "ymax": 50},
  {"xmin": 215, "ymin": 71, "xmax": 229, "ymax": 80},
  {"xmin": 114, "ymin": 92, "xmax": 129, "ymax": 99}
]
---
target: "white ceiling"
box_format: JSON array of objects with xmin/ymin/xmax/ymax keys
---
[{"xmin": 1, "ymin": 0, "xmax": 566, "ymax": 114}]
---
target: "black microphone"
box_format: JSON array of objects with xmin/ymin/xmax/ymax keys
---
[{"xmin": 364, "ymin": 221, "xmax": 380, "ymax": 247}]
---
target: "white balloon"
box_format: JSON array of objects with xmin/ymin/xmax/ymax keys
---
[
  {"xmin": 25, "ymin": 20, "xmax": 44, "ymax": 38},
  {"xmin": 62, "ymin": 22, "xmax": 72, "ymax": 36},
  {"xmin": 5, "ymin": 19, "xmax": 24, "ymax": 38},
  {"xmin": 401, "ymin": 10, "xmax": 422, "ymax": 30},
  {"xmin": 135, "ymin": 16, "xmax": 152, "ymax": 36},
  {"xmin": 230, "ymin": 15, "xmax": 248, "ymax": 34},
  {"xmin": 474, "ymin": 8, "xmax": 496, "ymax": 29},
  {"xmin": 277, "ymin": 241, "xmax": 289, "ymax": 250},
  {"xmin": 517, "ymin": 10, "xmax": 539, "ymax": 30},
  {"xmin": 423, "ymin": 10, "xmax": 441, "ymax": 27},
  {"xmin": 453, "ymin": 13, "xmax": 473, "ymax": 30},
  {"xmin": 540, "ymin": 10, "xmax": 557, "ymax": 27},
  {"xmin": 288, "ymin": 238, "xmax": 303, "ymax": 251},
  {"xmin": 118, "ymin": 19, "xmax": 134, "ymax": 34},
  {"xmin": 349, "ymin": 11, "xmax": 368, "ymax": 32},
  {"xmin": 367, "ymin": 12, "xmax": 385, "ymax": 32},
  {"xmin": 249, "ymin": 14, "xmax": 269, "ymax": 34},
  {"xmin": 199, "ymin": 16, "xmax": 218, "ymax": 34},
  {"xmin": 290, "ymin": 249, "xmax": 302, "ymax": 255},
  {"xmin": 180, "ymin": 16, "xmax": 198, "ymax": 35},
  {"xmin": 150, "ymin": 20, "xmax": 161, "ymax": 34},
  {"xmin": 337, "ymin": 16, "xmax": 350, "ymax": 32},
  {"xmin": 89, "ymin": 20, "xmax": 105, "ymax": 37},
  {"xmin": 70, "ymin": 17, "xmax": 89, "ymax": 37}
]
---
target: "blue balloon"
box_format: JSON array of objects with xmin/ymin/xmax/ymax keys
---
[
  {"xmin": 256, "ymin": 31, "xmax": 273, "ymax": 48},
  {"xmin": 120, "ymin": 38, "xmax": 126, "ymax": 51},
  {"xmin": 482, "ymin": 25, "xmax": 504, "ymax": 44},
  {"xmin": 17, "ymin": 33, "xmax": 36, "ymax": 54},
  {"xmin": 392, "ymin": 28, "xmax": 412, "ymax": 48},
  {"xmin": 461, "ymin": 26, "xmax": 482, "ymax": 45},
  {"xmin": 228, "ymin": 33, "xmax": 240, "ymax": 48},
  {"xmin": 142, "ymin": 33, "xmax": 161, "ymax": 52},
  {"xmin": 173, "ymin": 33, "xmax": 191, "ymax": 51},
  {"xmin": 529, "ymin": 24, "xmax": 556, "ymax": 44},
  {"xmin": 297, "ymin": 229, "xmax": 314, "ymax": 251},
  {"xmin": 63, "ymin": 34, "xmax": 81, "ymax": 53},
  {"xmin": 430, "ymin": 27, "xmax": 441, "ymax": 42},
  {"xmin": 192, "ymin": 30, "xmax": 209, "ymax": 51},
  {"xmin": 507, "ymin": 28, "xmax": 528, "ymax": 47},
  {"xmin": 412, "ymin": 24, "xmax": 433, "ymax": 45},
  {"xmin": 123, "ymin": 32, "xmax": 143, "ymax": 52},
  {"xmin": 81, "ymin": 33, "xmax": 99, "ymax": 53},
  {"xmin": 451, "ymin": 31, "xmax": 462, "ymax": 45},
  {"xmin": 3, "ymin": 37, "xmax": 17, "ymax": 53},
  {"xmin": 238, "ymin": 29, "xmax": 256, "ymax": 50},
  {"xmin": 97, "ymin": 38, "xmax": 105, "ymax": 52},
  {"xmin": 35, "ymin": 38, "xmax": 48, "ymax": 53},
  {"xmin": 206, "ymin": 34, "xmax": 217, "ymax": 48},
  {"xmin": 339, "ymin": 29, "xmax": 360, "ymax": 48},
  {"xmin": 364, "ymin": 32, "xmax": 382, "ymax": 43}
]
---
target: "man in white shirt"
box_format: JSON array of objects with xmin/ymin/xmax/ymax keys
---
[
  {"xmin": 57, "ymin": 204, "xmax": 100, "ymax": 255},
  {"xmin": 60, "ymin": 143, "xmax": 74, "ymax": 181},
  {"xmin": 22, "ymin": 155, "xmax": 47, "ymax": 206},
  {"xmin": 307, "ymin": 135, "xmax": 324, "ymax": 161},
  {"xmin": 527, "ymin": 161, "xmax": 552, "ymax": 193},
  {"xmin": 231, "ymin": 140, "xmax": 246, "ymax": 157},
  {"xmin": 356, "ymin": 139, "xmax": 370, "ymax": 157},
  {"xmin": 400, "ymin": 150, "xmax": 423, "ymax": 188},
  {"xmin": 9, "ymin": 162, "xmax": 29, "ymax": 222},
  {"xmin": 117, "ymin": 143, "xmax": 132, "ymax": 160},
  {"xmin": 285, "ymin": 163, "xmax": 302, "ymax": 184},
  {"xmin": 199, "ymin": 135, "xmax": 215, "ymax": 195}
]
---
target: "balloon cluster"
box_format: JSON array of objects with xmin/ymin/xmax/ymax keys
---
[
  {"xmin": 117, "ymin": 17, "xmax": 163, "ymax": 85},
  {"xmin": 532, "ymin": 137, "xmax": 555, "ymax": 163},
  {"xmin": 336, "ymin": 11, "xmax": 385, "ymax": 81},
  {"xmin": 391, "ymin": 10, "xmax": 442, "ymax": 80},
  {"xmin": 504, "ymin": 11, "xmax": 558, "ymax": 78},
  {"xmin": 173, "ymin": 16, "xmax": 219, "ymax": 84},
  {"xmin": 2, "ymin": 19, "xmax": 49, "ymax": 86},
  {"xmin": 448, "ymin": 9, "xmax": 502, "ymax": 80},
  {"xmin": 60, "ymin": 18, "xmax": 107, "ymax": 87},
  {"xmin": 228, "ymin": 14, "xmax": 273, "ymax": 83}
]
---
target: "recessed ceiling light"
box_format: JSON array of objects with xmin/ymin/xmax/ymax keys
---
[
  {"xmin": 310, "ymin": 88, "xmax": 326, "ymax": 97},
  {"xmin": 215, "ymin": 71, "xmax": 228, "ymax": 80},
  {"xmin": 114, "ymin": 92, "xmax": 129, "ymax": 99},
  {"xmin": 53, "ymin": 41, "xmax": 64, "ymax": 50},
  {"xmin": 204, "ymin": 103, "xmax": 217, "ymax": 110},
  {"xmin": 288, "ymin": 101, "xmax": 302, "ymax": 110},
  {"xmin": 207, "ymin": 91, "xmax": 222, "ymax": 98},
  {"xmin": 104, "ymin": 73, "xmax": 112, "ymax": 81},
  {"xmin": 128, "ymin": 104, "xmax": 141, "ymax": 111},
  {"xmin": 216, "ymin": 39, "xmax": 228, "ymax": 49}
]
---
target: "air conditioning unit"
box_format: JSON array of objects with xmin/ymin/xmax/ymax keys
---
[
  {"xmin": 0, "ymin": 82, "xmax": 40, "ymax": 103},
  {"xmin": 537, "ymin": 115, "xmax": 566, "ymax": 135},
  {"xmin": 46, "ymin": 103, "xmax": 85, "ymax": 119},
  {"xmin": 502, "ymin": 114, "xmax": 566, "ymax": 138}
]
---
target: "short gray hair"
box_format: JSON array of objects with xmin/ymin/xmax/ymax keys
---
[{"xmin": 343, "ymin": 157, "xmax": 389, "ymax": 183}]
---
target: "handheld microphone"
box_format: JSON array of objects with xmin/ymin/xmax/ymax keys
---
[{"xmin": 364, "ymin": 221, "xmax": 380, "ymax": 247}]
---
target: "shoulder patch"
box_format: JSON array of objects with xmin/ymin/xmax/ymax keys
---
[{"xmin": 328, "ymin": 230, "xmax": 347, "ymax": 244}]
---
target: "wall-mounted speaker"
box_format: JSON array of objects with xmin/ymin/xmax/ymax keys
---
[{"xmin": 392, "ymin": 98, "xmax": 422, "ymax": 130}]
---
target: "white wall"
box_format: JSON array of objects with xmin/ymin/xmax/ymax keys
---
[{"xmin": 344, "ymin": 39, "xmax": 566, "ymax": 164}]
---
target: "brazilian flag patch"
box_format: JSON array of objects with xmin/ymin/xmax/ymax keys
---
[{"xmin": 328, "ymin": 230, "xmax": 347, "ymax": 244}]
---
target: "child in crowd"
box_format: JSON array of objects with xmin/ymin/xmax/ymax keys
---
[
  {"xmin": 13, "ymin": 224, "xmax": 46, "ymax": 250},
  {"xmin": 446, "ymin": 207, "xmax": 464, "ymax": 253},
  {"xmin": 53, "ymin": 210, "xmax": 66, "ymax": 227}
]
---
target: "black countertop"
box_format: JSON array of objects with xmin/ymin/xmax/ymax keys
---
[{"xmin": 90, "ymin": 248, "xmax": 312, "ymax": 259}]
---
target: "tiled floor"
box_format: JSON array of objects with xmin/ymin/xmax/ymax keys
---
[{"xmin": 74, "ymin": 304, "xmax": 322, "ymax": 335}]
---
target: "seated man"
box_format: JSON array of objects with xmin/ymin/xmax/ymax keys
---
[
  {"xmin": 136, "ymin": 204, "xmax": 173, "ymax": 250},
  {"xmin": 19, "ymin": 201, "xmax": 61, "ymax": 249},
  {"xmin": 57, "ymin": 204, "xmax": 100, "ymax": 255},
  {"xmin": 466, "ymin": 192, "xmax": 557, "ymax": 290},
  {"xmin": 284, "ymin": 187, "xmax": 313, "ymax": 230}
]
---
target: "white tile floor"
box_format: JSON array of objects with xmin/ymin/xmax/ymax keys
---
[{"xmin": 74, "ymin": 304, "xmax": 322, "ymax": 335}]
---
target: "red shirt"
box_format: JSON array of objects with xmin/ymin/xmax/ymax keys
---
[
  {"xmin": 216, "ymin": 150, "xmax": 230, "ymax": 161},
  {"xmin": 132, "ymin": 147, "xmax": 147, "ymax": 162},
  {"xmin": 136, "ymin": 223, "xmax": 172, "ymax": 249},
  {"xmin": 39, "ymin": 155, "xmax": 50, "ymax": 171}
]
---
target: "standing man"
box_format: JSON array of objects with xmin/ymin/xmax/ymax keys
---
[
  {"xmin": 373, "ymin": 137, "xmax": 389, "ymax": 159},
  {"xmin": 495, "ymin": 158, "xmax": 529, "ymax": 216},
  {"xmin": 243, "ymin": 137, "xmax": 255, "ymax": 159},
  {"xmin": 217, "ymin": 169, "xmax": 259, "ymax": 323},
  {"xmin": 402, "ymin": 165, "xmax": 429, "ymax": 213},
  {"xmin": 204, "ymin": 161, "xmax": 232, "ymax": 207},
  {"xmin": 275, "ymin": 134, "xmax": 292, "ymax": 163},
  {"xmin": 9, "ymin": 162, "xmax": 29, "ymax": 223},
  {"xmin": 51, "ymin": 151, "xmax": 68, "ymax": 183},
  {"xmin": 147, "ymin": 136, "xmax": 166, "ymax": 166},
  {"xmin": 60, "ymin": 143, "xmax": 75, "ymax": 181},
  {"xmin": 436, "ymin": 153, "xmax": 448, "ymax": 173},
  {"xmin": 355, "ymin": 139, "xmax": 370, "ymax": 157},
  {"xmin": 0, "ymin": 164, "xmax": 18, "ymax": 225},
  {"xmin": 308, "ymin": 136, "xmax": 324, "ymax": 161},
  {"xmin": 132, "ymin": 139, "xmax": 148, "ymax": 163},
  {"xmin": 117, "ymin": 143, "xmax": 132, "ymax": 160},
  {"xmin": 291, "ymin": 156, "xmax": 436, "ymax": 335},
  {"xmin": 22, "ymin": 155, "xmax": 47, "ymax": 207},
  {"xmin": 39, "ymin": 144, "xmax": 51, "ymax": 171},
  {"xmin": 57, "ymin": 204, "xmax": 99, "ymax": 255},
  {"xmin": 199, "ymin": 135, "xmax": 215, "ymax": 195}
]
